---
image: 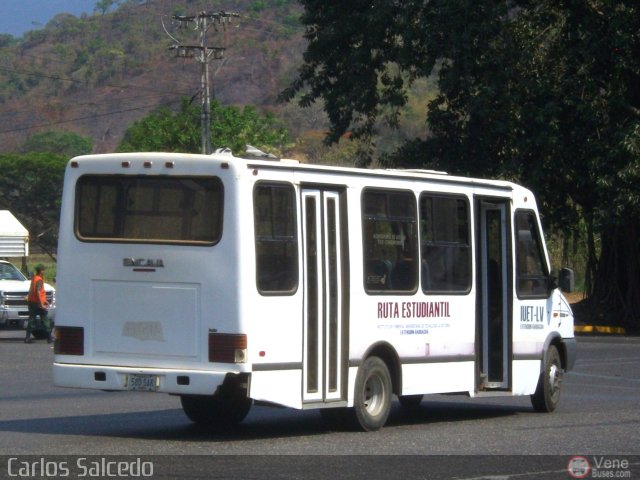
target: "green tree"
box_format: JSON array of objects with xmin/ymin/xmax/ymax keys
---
[
  {"xmin": 21, "ymin": 131, "xmax": 93, "ymax": 158},
  {"xmin": 0, "ymin": 153, "xmax": 67, "ymax": 254},
  {"xmin": 509, "ymin": 1, "xmax": 640, "ymax": 327},
  {"xmin": 117, "ymin": 98, "xmax": 288, "ymax": 156},
  {"xmin": 284, "ymin": 0, "xmax": 640, "ymax": 329},
  {"xmin": 425, "ymin": 1, "xmax": 640, "ymax": 327},
  {"xmin": 280, "ymin": 1, "xmax": 449, "ymax": 148}
]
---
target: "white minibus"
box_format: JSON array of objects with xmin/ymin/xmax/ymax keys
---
[{"xmin": 53, "ymin": 150, "xmax": 576, "ymax": 431}]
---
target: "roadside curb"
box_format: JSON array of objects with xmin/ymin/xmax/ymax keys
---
[{"xmin": 574, "ymin": 325, "xmax": 626, "ymax": 335}]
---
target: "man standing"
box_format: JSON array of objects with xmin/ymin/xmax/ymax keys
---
[{"xmin": 25, "ymin": 264, "xmax": 51, "ymax": 344}]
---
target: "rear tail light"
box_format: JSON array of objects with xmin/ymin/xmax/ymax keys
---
[
  {"xmin": 54, "ymin": 326, "xmax": 84, "ymax": 355},
  {"xmin": 209, "ymin": 332, "xmax": 247, "ymax": 363}
]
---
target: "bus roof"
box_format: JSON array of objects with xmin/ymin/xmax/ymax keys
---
[{"xmin": 68, "ymin": 151, "xmax": 518, "ymax": 193}]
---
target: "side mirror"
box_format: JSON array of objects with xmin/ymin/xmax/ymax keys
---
[{"xmin": 558, "ymin": 268, "xmax": 575, "ymax": 293}]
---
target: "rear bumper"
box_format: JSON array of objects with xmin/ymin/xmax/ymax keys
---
[{"xmin": 53, "ymin": 363, "xmax": 229, "ymax": 396}]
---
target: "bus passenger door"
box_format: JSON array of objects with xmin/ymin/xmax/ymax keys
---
[
  {"xmin": 478, "ymin": 200, "xmax": 511, "ymax": 390},
  {"xmin": 301, "ymin": 189, "xmax": 347, "ymax": 403}
]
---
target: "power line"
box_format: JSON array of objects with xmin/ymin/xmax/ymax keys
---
[
  {"xmin": 0, "ymin": 99, "xmax": 181, "ymax": 135},
  {"xmin": 0, "ymin": 62, "xmax": 197, "ymax": 127},
  {"xmin": 0, "ymin": 65, "xmax": 194, "ymax": 98},
  {"xmin": 0, "ymin": 92, "xmax": 191, "ymax": 125},
  {"xmin": 238, "ymin": 14, "xmax": 305, "ymax": 32}
]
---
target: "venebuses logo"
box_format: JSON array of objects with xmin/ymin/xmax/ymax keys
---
[
  {"xmin": 568, "ymin": 456, "xmax": 633, "ymax": 479},
  {"xmin": 567, "ymin": 456, "xmax": 591, "ymax": 479}
]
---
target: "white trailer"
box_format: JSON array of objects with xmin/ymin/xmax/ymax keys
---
[{"xmin": 0, "ymin": 210, "xmax": 29, "ymax": 258}]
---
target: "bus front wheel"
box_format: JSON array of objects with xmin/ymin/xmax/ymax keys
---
[
  {"xmin": 531, "ymin": 344, "xmax": 563, "ymax": 413},
  {"xmin": 353, "ymin": 356, "xmax": 392, "ymax": 431},
  {"xmin": 180, "ymin": 393, "xmax": 252, "ymax": 428}
]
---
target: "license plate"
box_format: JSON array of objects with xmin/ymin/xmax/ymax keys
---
[{"xmin": 126, "ymin": 374, "xmax": 159, "ymax": 392}]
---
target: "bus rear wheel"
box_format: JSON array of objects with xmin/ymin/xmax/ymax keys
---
[
  {"xmin": 531, "ymin": 344, "xmax": 563, "ymax": 413},
  {"xmin": 180, "ymin": 394, "xmax": 252, "ymax": 428},
  {"xmin": 353, "ymin": 356, "xmax": 392, "ymax": 431}
]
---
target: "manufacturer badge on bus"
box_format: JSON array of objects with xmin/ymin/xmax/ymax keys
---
[{"xmin": 123, "ymin": 258, "xmax": 164, "ymax": 268}]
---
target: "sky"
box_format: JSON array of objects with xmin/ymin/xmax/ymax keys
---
[{"xmin": 0, "ymin": 0, "xmax": 98, "ymax": 37}]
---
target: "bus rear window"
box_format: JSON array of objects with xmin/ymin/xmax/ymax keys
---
[{"xmin": 75, "ymin": 175, "xmax": 223, "ymax": 244}]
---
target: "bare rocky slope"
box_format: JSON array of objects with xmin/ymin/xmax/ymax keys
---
[{"xmin": 0, "ymin": 0, "xmax": 307, "ymax": 153}]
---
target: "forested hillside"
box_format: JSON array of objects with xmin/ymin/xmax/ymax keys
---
[
  {"xmin": 0, "ymin": 0, "xmax": 309, "ymax": 153},
  {"xmin": 2, "ymin": 0, "xmax": 638, "ymax": 330}
]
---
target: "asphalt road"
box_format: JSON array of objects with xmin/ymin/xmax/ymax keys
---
[{"xmin": 1, "ymin": 329, "xmax": 639, "ymax": 479}]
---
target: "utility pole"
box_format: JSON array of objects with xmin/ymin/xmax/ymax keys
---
[{"xmin": 168, "ymin": 11, "xmax": 239, "ymax": 154}]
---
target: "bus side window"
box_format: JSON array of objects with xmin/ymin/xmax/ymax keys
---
[
  {"xmin": 419, "ymin": 194, "xmax": 471, "ymax": 294},
  {"xmin": 254, "ymin": 183, "xmax": 298, "ymax": 294},
  {"xmin": 515, "ymin": 210, "xmax": 549, "ymax": 298},
  {"xmin": 362, "ymin": 189, "xmax": 418, "ymax": 293}
]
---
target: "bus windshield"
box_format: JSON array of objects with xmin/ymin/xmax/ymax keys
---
[{"xmin": 75, "ymin": 175, "xmax": 223, "ymax": 244}]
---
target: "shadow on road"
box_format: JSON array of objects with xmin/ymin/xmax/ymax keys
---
[{"xmin": 0, "ymin": 399, "xmax": 526, "ymax": 442}]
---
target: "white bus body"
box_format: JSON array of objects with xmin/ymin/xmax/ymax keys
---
[{"xmin": 53, "ymin": 151, "xmax": 576, "ymax": 431}]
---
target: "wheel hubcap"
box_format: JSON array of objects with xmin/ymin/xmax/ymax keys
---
[
  {"xmin": 363, "ymin": 374, "xmax": 385, "ymax": 416},
  {"xmin": 548, "ymin": 363, "xmax": 562, "ymax": 397}
]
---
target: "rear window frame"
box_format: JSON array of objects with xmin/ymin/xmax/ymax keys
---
[{"xmin": 74, "ymin": 174, "xmax": 224, "ymax": 246}]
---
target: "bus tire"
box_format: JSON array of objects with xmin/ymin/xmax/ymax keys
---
[
  {"xmin": 398, "ymin": 394, "xmax": 423, "ymax": 408},
  {"xmin": 531, "ymin": 345, "xmax": 562, "ymax": 413},
  {"xmin": 353, "ymin": 356, "xmax": 392, "ymax": 431},
  {"xmin": 180, "ymin": 394, "xmax": 252, "ymax": 428}
]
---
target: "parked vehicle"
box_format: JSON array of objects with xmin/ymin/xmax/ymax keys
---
[{"xmin": 0, "ymin": 260, "xmax": 56, "ymax": 337}]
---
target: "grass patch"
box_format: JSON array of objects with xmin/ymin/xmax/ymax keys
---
[{"xmin": 4, "ymin": 255, "xmax": 57, "ymax": 286}]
